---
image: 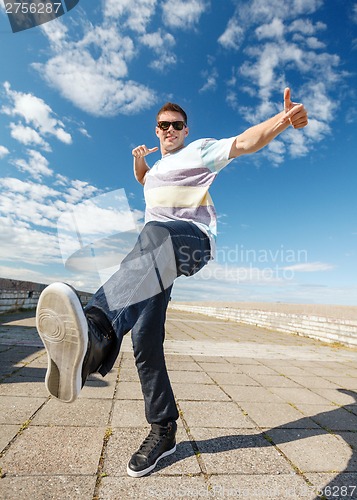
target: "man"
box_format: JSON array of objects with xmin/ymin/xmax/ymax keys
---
[{"xmin": 36, "ymin": 88, "xmax": 308, "ymax": 478}]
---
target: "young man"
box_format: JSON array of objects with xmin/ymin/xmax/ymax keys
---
[{"xmin": 36, "ymin": 88, "xmax": 308, "ymax": 477}]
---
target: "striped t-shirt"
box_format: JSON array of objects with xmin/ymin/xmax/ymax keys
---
[{"xmin": 144, "ymin": 137, "xmax": 235, "ymax": 255}]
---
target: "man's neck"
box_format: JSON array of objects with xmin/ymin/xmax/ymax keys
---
[{"xmin": 161, "ymin": 144, "xmax": 185, "ymax": 156}]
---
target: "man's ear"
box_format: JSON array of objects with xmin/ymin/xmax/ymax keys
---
[{"xmin": 185, "ymin": 126, "xmax": 189, "ymax": 137}]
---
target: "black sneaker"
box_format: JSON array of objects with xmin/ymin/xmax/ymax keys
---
[
  {"xmin": 127, "ymin": 421, "xmax": 177, "ymax": 478},
  {"xmin": 36, "ymin": 282, "xmax": 113, "ymax": 403}
]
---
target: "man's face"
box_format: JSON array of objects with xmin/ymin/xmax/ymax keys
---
[{"xmin": 155, "ymin": 110, "xmax": 189, "ymax": 155}]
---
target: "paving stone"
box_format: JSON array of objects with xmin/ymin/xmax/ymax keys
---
[
  {"xmin": 247, "ymin": 374, "xmax": 302, "ymax": 388},
  {"xmin": 207, "ymin": 372, "xmax": 259, "ymax": 386},
  {"xmin": 172, "ymin": 383, "xmax": 230, "ymax": 401},
  {"xmin": 111, "ymin": 399, "xmax": 147, "ymax": 427},
  {"xmin": 226, "ymin": 358, "xmax": 262, "ymax": 365},
  {"xmin": 0, "ymin": 395, "xmax": 47, "ymax": 424},
  {"xmin": 189, "ymin": 427, "xmax": 293, "ymax": 475},
  {"xmin": 240, "ymin": 402, "xmax": 320, "ymax": 429},
  {"xmin": 0, "ymin": 376, "xmax": 48, "ymax": 398},
  {"xmin": 265, "ymin": 429, "xmax": 356, "ymax": 473},
  {"xmin": 0, "ymin": 476, "xmax": 97, "ymax": 500},
  {"xmin": 289, "ymin": 375, "xmax": 340, "ymax": 389},
  {"xmin": 117, "ymin": 367, "xmax": 140, "ymax": 382},
  {"xmin": 167, "ymin": 370, "xmax": 213, "ymax": 384},
  {"xmin": 165, "ymin": 360, "xmax": 203, "ymax": 372},
  {"xmin": 31, "ymin": 397, "xmax": 112, "ymax": 427},
  {"xmin": 195, "ymin": 361, "xmax": 243, "ymax": 373},
  {"xmin": 209, "ymin": 474, "xmax": 317, "ymax": 499},
  {"xmin": 238, "ymin": 364, "xmax": 281, "ymax": 376},
  {"xmin": 269, "ymin": 387, "xmax": 332, "ymax": 405},
  {"xmin": 221, "ymin": 385, "xmax": 285, "ymax": 403},
  {"xmin": 80, "ymin": 371, "xmax": 118, "ymax": 399},
  {"xmin": 193, "ymin": 356, "xmax": 231, "ymax": 364},
  {"xmin": 294, "ymin": 404, "xmax": 357, "ymax": 431},
  {"xmin": 0, "ymin": 426, "xmax": 105, "ymax": 475},
  {"xmin": 323, "ymin": 377, "xmax": 357, "ymax": 391},
  {"xmin": 115, "ymin": 381, "xmax": 143, "ymax": 400},
  {"xmin": 305, "ymin": 472, "xmax": 357, "ymax": 499},
  {"xmin": 98, "ymin": 474, "xmax": 208, "ymax": 499},
  {"xmin": 310, "ymin": 388, "xmax": 357, "ymax": 406},
  {"xmin": 0, "ymin": 424, "xmax": 20, "ymax": 451},
  {"xmin": 178, "ymin": 400, "xmax": 255, "ymax": 428}
]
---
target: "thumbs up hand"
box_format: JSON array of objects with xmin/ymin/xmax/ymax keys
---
[{"xmin": 281, "ymin": 87, "xmax": 308, "ymax": 129}]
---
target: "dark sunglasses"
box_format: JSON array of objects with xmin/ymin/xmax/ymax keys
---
[{"xmin": 157, "ymin": 120, "xmax": 186, "ymax": 131}]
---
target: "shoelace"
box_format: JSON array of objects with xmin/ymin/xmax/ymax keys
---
[{"xmin": 137, "ymin": 427, "xmax": 166, "ymax": 456}]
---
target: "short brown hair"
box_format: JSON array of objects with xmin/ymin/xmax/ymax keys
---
[{"xmin": 156, "ymin": 102, "xmax": 188, "ymax": 125}]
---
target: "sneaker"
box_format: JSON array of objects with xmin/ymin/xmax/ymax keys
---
[
  {"xmin": 36, "ymin": 282, "xmax": 113, "ymax": 403},
  {"xmin": 127, "ymin": 421, "xmax": 177, "ymax": 478}
]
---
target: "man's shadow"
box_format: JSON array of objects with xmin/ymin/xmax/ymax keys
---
[{"xmin": 157, "ymin": 389, "xmax": 357, "ymax": 499}]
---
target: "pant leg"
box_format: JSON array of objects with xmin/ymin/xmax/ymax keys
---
[
  {"xmin": 130, "ymin": 220, "xmax": 211, "ymax": 424},
  {"xmin": 131, "ymin": 285, "xmax": 177, "ymax": 423}
]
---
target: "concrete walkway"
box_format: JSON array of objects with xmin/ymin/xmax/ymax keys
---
[{"xmin": 0, "ymin": 308, "xmax": 357, "ymax": 499}]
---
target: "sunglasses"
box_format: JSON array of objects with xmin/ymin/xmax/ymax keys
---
[{"xmin": 157, "ymin": 121, "xmax": 186, "ymax": 131}]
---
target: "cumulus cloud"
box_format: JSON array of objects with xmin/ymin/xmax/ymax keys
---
[
  {"xmin": 162, "ymin": 0, "xmax": 208, "ymax": 29},
  {"xmin": 104, "ymin": 0, "xmax": 157, "ymax": 33},
  {"xmin": 140, "ymin": 30, "xmax": 177, "ymax": 71},
  {"xmin": 11, "ymin": 150, "xmax": 53, "ymax": 181},
  {"xmin": 10, "ymin": 123, "xmax": 51, "ymax": 151},
  {"xmin": 0, "ymin": 145, "xmax": 10, "ymax": 158},
  {"xmin": 2, "ymin": 82, "xmax": 72, "ymax": 144},
  {"xmin": 218, "ymin": 18, "xmax": 244, "ymax": 50},
  {"xmin": 219, "ymin": 0, "xmax": 342, "ymax": 163},
  {"xmin": 33, "ymin": 15, "xmax": 157, "ymax": 117}
]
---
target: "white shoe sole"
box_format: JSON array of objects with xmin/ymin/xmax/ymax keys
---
[
  {"xmin": 36, "ymin": 282, "xmax": 88, "ymax": 403},
  {"xmin": 126, "ymin": 444, "xmax": 176, "ymax": 478}
]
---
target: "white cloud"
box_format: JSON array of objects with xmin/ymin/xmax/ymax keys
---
[
  {"xmin": 2, "ymin": 82, "xmax": 72, "ymax": 144},
  {"xmin": 139, "ymin": 30, "xmax": 177, "ymax": 71},
  {"xmin": 283, "ymin": 262, "xmax": 335, "ymax": 272},
  {"xmin": 255, "ymin": 18, "xmax": 285, "ymax": 40},
  {"xmin": 10, "ymin": 123, "xmax": 51, "ymax": 151},
  {"xmin": 304, "ymin": 118, "xmax": 330, "ymax": 142},
  {"xmin": 0, "ymin": 177, "xmax": 59, "ymax": 199},
  {"xmin": 162, "ymin": 0, "xmax": 208, "ymax": 29},
  {"xmin": 0, "ymin": 145, "xmax": 10, "ymax": 158},
  {"xmin": 218, "ymin": 18, "xmax": 244, "ymax": 50},
  {"xmin": 34, "ymin": 19, "xmax": 157, "ymax": 116},
  {"xmin": 242, "ymin": 0, "xmax": 324, "ymax": 23},
  {"xmin": 11, "ymin": 150, "xmax": 53, "ymax": 180},
  {"xmin": 352, "ymin": 3, "xmax": 357, "ymax": 24},
  {"xmin": 104, "ymin": 0, "xmax": 157, "ymax": 33},
  {"xmin": 200, "ymin": 67, "xmax": 218, "ymax": 93},
  {"xmin": 218, "ymin": 0, "xmax": 343, "ymax": 164},
  {"xmin": 289, "ymin": 19, "xmax": 326, "ymax": 35}
]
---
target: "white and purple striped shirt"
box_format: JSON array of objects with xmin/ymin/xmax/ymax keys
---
[{"xmin": 144, "ymin": 137, "xmax": 235, "ymax": 257}]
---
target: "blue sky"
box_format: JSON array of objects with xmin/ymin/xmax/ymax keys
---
[{"xmin": 0, "ymin": 0, "xmax": 356, "ymax": 305}]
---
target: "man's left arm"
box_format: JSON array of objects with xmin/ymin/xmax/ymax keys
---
[{"xmin": 229, "ymin": 88, "xmax": 308, "ymax": 159}]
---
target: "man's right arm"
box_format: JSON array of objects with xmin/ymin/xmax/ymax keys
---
[{"xmin": 132, "ymin": 145, "xmax": 158, "ymax": 185}]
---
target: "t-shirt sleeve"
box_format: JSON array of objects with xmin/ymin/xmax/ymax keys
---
[{"xmin": 200, "ymin": 137, "xmax": 236, "ymax": 173}]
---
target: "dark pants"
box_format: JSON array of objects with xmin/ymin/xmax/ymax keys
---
[{"xmin": 86, "ymin": 220, "xmax": 211, "ymax": 424}]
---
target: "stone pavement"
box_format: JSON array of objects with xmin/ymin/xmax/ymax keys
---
[{"xmin": 0, "ymin": 308, "xmax": 357, "ymax": 499}]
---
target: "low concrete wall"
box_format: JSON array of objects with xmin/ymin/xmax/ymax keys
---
[
  {"xmin": 170, "ymin": 302, "xmax": 357, "ymax": 348},
  {"xmin": 0, "ymin": 278, "xmax": 92, "ymax": 315}
]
